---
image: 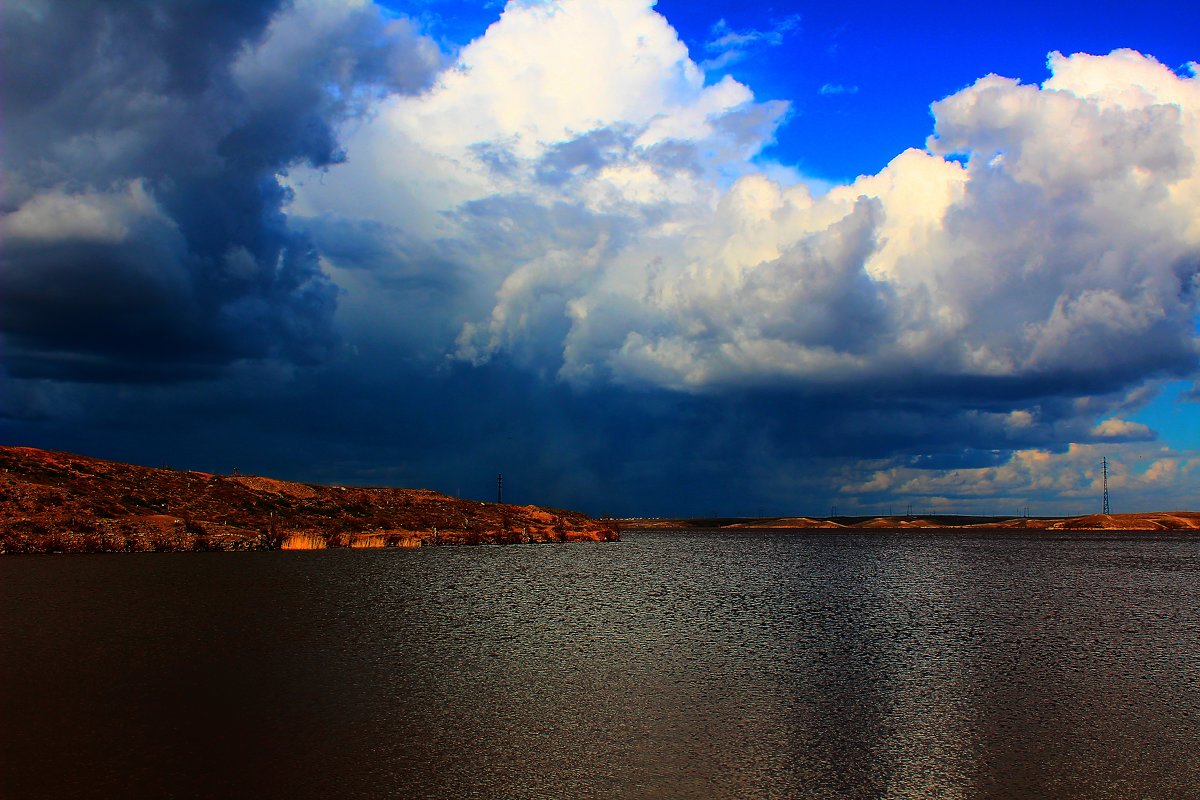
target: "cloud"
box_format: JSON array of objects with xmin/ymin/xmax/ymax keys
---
[
  {"xmin": 307, "ymin": 34, "xmax": 1198, "ymax": 411},
  {"xmin": 290, "ymin": 0, "xmax": 789, "ymax": 363},
  {"xmin": 542, "ymin": 50, "xmax": 1200, "ymax": 398},
  {"xmin": 4, "ymin": 0, "xmax": 1199, "ymax": 515},
  {"xmin": 284, "ymin": 16, "xmax": 1199, "ymax": 510},
  {"xmin": 819, "ymin": 83, "xmax": 859, "ymax": 96},
  {"xmin": 840, "ymin": 441, "xmax": 1199, "ymax": 515},
  {"xmin": 0, "ymin": 0, "xmax": 441, "ymax": 382},
  {"xmin": 1092, "ymin": 417, "xmax": 1155, "ymax": 441},
  {"xmin": 700, "ymin": 15, "xmax": 802, "ymax": 72}
]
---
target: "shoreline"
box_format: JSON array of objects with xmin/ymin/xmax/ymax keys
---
[
  {"xmin": 0, "ymin": 446, "xmax": 619, "ymax": 554},
  {"xmin": 620, "ymin": 511, "xmax": 1200, "ymax": 533}
]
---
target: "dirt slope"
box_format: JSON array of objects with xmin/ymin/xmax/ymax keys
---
[{"xmin": 0, "ymin": 446, "xmax": 618, "ymax": 553}]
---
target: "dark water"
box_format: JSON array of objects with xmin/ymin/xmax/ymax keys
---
[{"xmin": 3, "ymin": 530, "xmax": 1199, "ymax": 799}]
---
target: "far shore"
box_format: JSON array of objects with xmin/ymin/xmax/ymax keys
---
[{"xmin": 620, "ymin": 511, "xmax": 1200, "ymax": 532}]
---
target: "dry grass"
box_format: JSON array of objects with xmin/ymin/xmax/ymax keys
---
[{"xmin": 280, "ymin": 532, "xmax": 327, "ymax": 550}]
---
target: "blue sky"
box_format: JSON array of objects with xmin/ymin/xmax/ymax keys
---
[
  {"xmin": 1, "ymin": 0, "xmax": 1198, "ymax": 516},
  {"xmin": 659, "ymin": 0, "xmax": 1200, "ymax": 179},
  {"xmin": 393, "ymin": 0, "xmax": 1200, "ymax": 179}
]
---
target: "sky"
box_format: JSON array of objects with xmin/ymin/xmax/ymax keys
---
[{"xmin": 1, "ymin": 0, "xmax": 1198, "ymax": 517}]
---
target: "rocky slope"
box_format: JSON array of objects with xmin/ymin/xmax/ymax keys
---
[{"xmin": 0, "ymin": 446, "xmax": 618, "ymax": 553}]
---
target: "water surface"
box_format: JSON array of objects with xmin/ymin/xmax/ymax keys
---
[{"xmin": 3, "ymin": 530, "xmax": 1199, "ymax": 798}]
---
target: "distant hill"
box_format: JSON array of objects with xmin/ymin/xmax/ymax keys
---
[
  {"xmin": 0, "ymin": 446, "xmax": 618, "ymax": 553},
  {"xmin": 623, "ymin": 511, "xmax": 1200, "ymax": 532}
]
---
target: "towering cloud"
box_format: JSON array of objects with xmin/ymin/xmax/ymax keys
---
[
  {"xmin": 476, "ymin": 49, "xmax": 1200, "ymax": 398},
  {"xmin": 284, "ymin": 2, "xmax": 1199, "ymax": 511},
  {"xmin": 289, "ymin": 0, "xmax": 789, "ymax": 360},
  {"xmin": 295, "ymin": 3, "xmax": 1198, "ymax": 413},
  {"xmin": 0, "ymin": 0, "xmax": 440, "ymax": 381}
]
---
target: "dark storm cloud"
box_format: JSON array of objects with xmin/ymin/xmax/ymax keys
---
[
  {"xmin": 0, "ymin": 0, "xmax": 440, "ymax": 382},
  {"xmin": 298, "ymin": 215, "xmax": 463, "ymax": 292},
  {"xmin": 533, "ymin": 127, "xmax": 714, "ymax": 187},
  {"xmin": 535, "ymin": 128, "xmax": 632, "ymax": 186},
  {"xmin": 470, "ymin": 141, "xmax": 523, "ymax": 178},
  {"xmin": 454, "ymin": 194, "xmax": 637, "ymax": 260}
]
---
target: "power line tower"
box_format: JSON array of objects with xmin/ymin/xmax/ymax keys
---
[
  {"xmin": 1102, "ymin": 457, "xmax": 1110, "ymax": 515},
  {"xmin": 497, "ymin": 473, "xmax": 504, "ymax": 504}
]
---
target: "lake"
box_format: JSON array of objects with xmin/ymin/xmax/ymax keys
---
[{"xmin": 2, "ymin": 530, "xmax": 1199, "ymax": 799}]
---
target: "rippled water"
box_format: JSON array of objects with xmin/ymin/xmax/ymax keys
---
[{"xmin": 3, "ymin": 530, "xmax": 1200, "ymax": 799}]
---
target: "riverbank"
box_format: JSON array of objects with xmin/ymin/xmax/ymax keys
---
[
  {"xmin": 621, "ymin": 511, "xmax": 1200, "ymax": 532},
  {"xmin": 0, "ymin": 446, "xmax": 618, "ymax": 553}
]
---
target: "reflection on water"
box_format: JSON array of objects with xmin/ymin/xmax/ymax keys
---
[{"xmin": 3, "ymin": 531, "xmax": 1199, "ymax": 798}]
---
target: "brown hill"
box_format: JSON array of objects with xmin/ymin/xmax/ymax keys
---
[
  {"xmin": 990, "ymin": 512, "xmax": 1200, "ymax": 531},
  {"xmin": 726, "ymin": 517, "xmax": 846, "ymax": 529},
  {"xmin": 623, "ymin": 512, "xmax": 1200, "ymax": 532},
  {"xmin": 0, "ymin": 446, "xmax": 618, "ymax": 553}
]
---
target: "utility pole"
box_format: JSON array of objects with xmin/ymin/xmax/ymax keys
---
[
  {"xmin": 1102, "ymin": 457, "xmax": 1110, "ymax": 515},
  {"xmin": 497, "ymin": 473, "xmax": 504, "ymax": 504}
]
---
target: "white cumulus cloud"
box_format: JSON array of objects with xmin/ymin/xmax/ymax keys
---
[
  {"xmin": 544, "ymin": 49, "xmax": 1200, "ymax": 393},
  {"xmin": 284, "ymin": 2, "xmax": 1200, "ymax": 510},
  {"xmin": 299, "ymin": 32, "xmax": 1200, "ymax": 399},
  {"xmin": 840, "ymin": 441, "xmax": 1199, "ymax": 516}
]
